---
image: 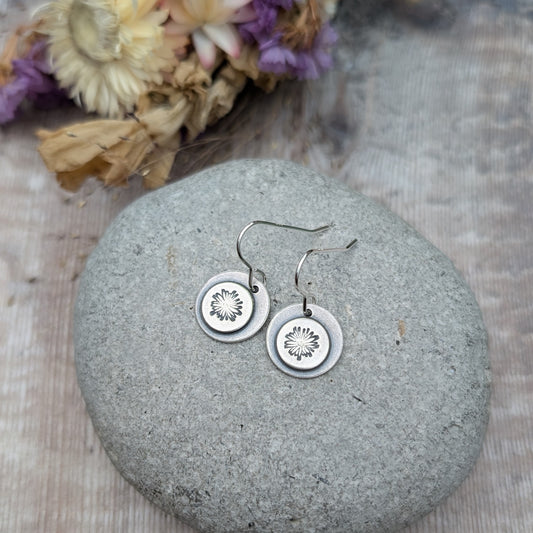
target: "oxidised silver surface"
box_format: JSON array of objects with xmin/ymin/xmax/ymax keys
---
[
  {"xmin": 276, "ymin": 317, "xmax": 330, "ymax": 370},
  {"xmin": 201, "ymin": 281, "xmax": 254, "ymax": 333},
  {"xmin": 196, "ymin": 271, "xmax": 269, "ymax": 342},
  {"xmin": 266, "ymin": 304, "xmax": 343, "ymax": 378}
]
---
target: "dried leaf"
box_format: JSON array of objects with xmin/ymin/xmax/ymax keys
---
[
  {"xmin": 141, "ymin": 151, "xmax": 176, "ymax": 189},
  {"xmin": 37, "ymin": 121, "xmax": 137, "ymax": 172},
  {"xmin": 37, "ymin": 120, "xmax": 154, "ymax": 190},
  {"xmin": 53, "ymin": 160, "xmax": 109, "ymax": 192}
]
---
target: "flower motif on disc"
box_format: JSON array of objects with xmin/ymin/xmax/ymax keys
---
[
  {"xmin": 284, "ymin": 326, "xmax": 320, "ymax": 360},
  {"xmin": 210, "ymin": 288, "xmax": 244, "ymax": 322}
]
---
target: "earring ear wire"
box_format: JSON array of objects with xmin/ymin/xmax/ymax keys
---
[
  {"xmin": 295, "ymin": 238, "xmax": 358, "ymax": 316},
  {"xmin": 236, "ymin": 220, "xmax": 331, "ymax": 292}
]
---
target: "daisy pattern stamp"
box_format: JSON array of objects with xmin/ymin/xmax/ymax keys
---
[
  {"xmin": 275, "ymin": 317, "xmax": 331, "ymax": 371},
  {"xmin": 200, "ymin": 280, "xmax": 255, "ymax": 334},
  {"xmin": 284, "ymin": 326, "xmax": 320, "ymax": 360},
  {"xmin": 210, "ymin": 288, "xmax": 244, "ymax": 322}
]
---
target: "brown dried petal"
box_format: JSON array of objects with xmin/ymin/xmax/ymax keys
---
[
  {"xmin": 228, "ymin": 45, "xmax": 261, "ymax": 80},
  {"xmin": 207, "ymin": 65, "xmax": 247, "ymax": 126},
  {"xmin": 141, "ymin": 96, "xmax": 191, "ymax": 147},
  {"xmin": 228, "ymin": 45, "xmax": 280, "ymax": 93},
  {"xmin": 184, "ymin": 63, "xmax": 246, "ymax": 141},
  {"xmin": 172, "ymin": 53, "xmax": 213, "ymax": 93}
]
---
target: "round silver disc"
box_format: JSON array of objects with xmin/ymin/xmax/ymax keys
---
[
  {"xmin": 266, "ymin": 304, "xmax": 343, "ymax": 378},
  {"xmin": 196, "ymin": 271, "xmax": 270, "ymax": 343},
  {"xmin": 276, "ymin": 317, "xmax": 330, "ymax": 370},
  {"xmin": 201, "ymin": 281, "xmax": 254, "ymax": 333}
]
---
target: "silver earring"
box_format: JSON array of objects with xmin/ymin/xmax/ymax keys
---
[
  {"xmin": 195, "ymin": 221, "xmax": 330, "ymax": 343},
  {"xmin": 266, "ymin": 237, "xmax": 358, "ymax": 378}
]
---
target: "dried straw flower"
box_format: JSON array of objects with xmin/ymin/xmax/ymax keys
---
[
  {"xmin": 41, "ymin": 0, "xmax": 171, "ymax": 117},
  {"xmin": 163, "ymin": 0, "xmax": 256, "ymax": 68}
]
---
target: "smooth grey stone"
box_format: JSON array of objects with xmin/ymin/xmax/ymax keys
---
[{"xmin": 74, "ymin": 159, "xmax": 490, "ymax": 533}]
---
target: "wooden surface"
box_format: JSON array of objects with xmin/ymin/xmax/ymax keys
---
[{"xmin": 1, "ymin": 1, "xmax": 532, "ymax": 531}]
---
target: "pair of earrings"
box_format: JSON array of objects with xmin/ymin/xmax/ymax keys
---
[{"xmin": 195, "ymin": 221, "xmax": 357, "ymax": 378}]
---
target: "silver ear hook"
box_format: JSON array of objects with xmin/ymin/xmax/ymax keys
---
[
  {"xmin": 295, "ymin": 237, "xmax": 358, "ymax": 316},
  {"xmin": 236, "ymin": 220, "xmax": 331, "ymax": 292}
]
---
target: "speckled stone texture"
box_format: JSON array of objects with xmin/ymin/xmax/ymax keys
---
[{"xmin": 74, "ymin": 159, "xmax": 490, "ymax": 533}]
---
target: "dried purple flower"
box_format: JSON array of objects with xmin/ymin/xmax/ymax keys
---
[
  {"xmin": 256, "ymin": 34, "xmax": 297, "ymax": 74},
  {"xmin": 254, "ymin": 23, "xmax": 337, "ymax": 80},
  {"xmin": 0, "ymin": 77, "xmax": 28, "ymax": 124},
  {"xmin": 0, "ymin": 40, "xmax": 66, "ymax": 125},
  {"xmin": 238, "ymin": 0, "xmax": 295, "ymax": 42},
  {"xmin": 239, "ymin": 3, "xmax": 277, "ymax": 42},
  {"xmin": 292, "ymin": 23, "xmax": 337, "ymax": 80},
  {"xmin": 237, "ymin": 0, "xmax": 337, "ymax": 80}
]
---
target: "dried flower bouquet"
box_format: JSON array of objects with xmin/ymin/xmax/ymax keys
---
[{"xmin": 0, "ymin": 0, "xmax": 339, "ymax": 189}]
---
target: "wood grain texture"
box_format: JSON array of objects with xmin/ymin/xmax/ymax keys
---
[{"xmin": 1, "ymin": 1, "xmax": 532, "ymax": 532}]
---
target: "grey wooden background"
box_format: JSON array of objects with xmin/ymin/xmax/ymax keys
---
[{"xmin": 1, "ymin": 1, "xmax": 532, "ymax": 531}]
